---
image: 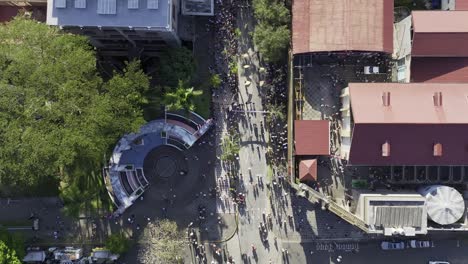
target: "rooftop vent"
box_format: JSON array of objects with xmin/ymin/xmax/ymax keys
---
[
  {"xmin": 433, "ymin": 143, "xmax": 443, "ymax": 157},
  {"xmin": 382, "ymin": 141, "xmax": 390, "ymax": 157},
  {"xmin": 382, "ymin": 91, "xmax": 390, "ymax": 106},
  {"xmin": 433, "ymin": 92, "xmax": 443, "ymax": 107}
]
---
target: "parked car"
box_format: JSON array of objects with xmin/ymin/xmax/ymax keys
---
[
  {"xmin": 428, "ymin": 261, "xmax": 450, "ymax": 264},
  {"xmin": 410, "ymin": 240, "xmax": 432, "ymax": 248},
  {"xmin": 364, "ymin": 66, "xmax": 380, "ymax": 74},
  {"xmin": 380, "ymin": 241, "xmax": 405, "ymax": 250}
]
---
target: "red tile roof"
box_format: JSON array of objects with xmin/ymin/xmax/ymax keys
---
[
  {"xmin": 292, "ymin": 0, "xmax": 393, "ymax": 55},
  {"xmin": 294, "ymin": 120, "xmax": 330, "ymax": 156},
  {"xmin": 299, "ymin": 159, "xmax": 318, "ymax": 182},
  {"xmin": 412, "ymin": 11, "xmax": 468, "ymax": 57},
  {"xmin": 411, "ymin": 57, "xmax": 468, "ymax": 82},
  {"xmin": 348, "ymin": 83, "xmax": 468, "ymax": 165}
]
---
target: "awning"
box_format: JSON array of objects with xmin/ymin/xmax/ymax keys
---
[{"xmin": 299, "ymin": 159, "xmax": 318, "ymax": 182}]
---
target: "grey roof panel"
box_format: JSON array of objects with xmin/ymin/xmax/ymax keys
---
[
  {"xmin": 97, "ymin": 0, "xmax": 117, "ymax": 14},
  {"xmin": 75, "ymin": 0, "xmax": 86, "ymax": 8},
  {"xmin": 55, "ymin": 0, "xmax": 66, "ymax": 8},
  {"xmin": 128, "ymin": 0, "xmax": 139, "ymax": 9},
  {"xmin": 374, "ymin": 206, "xmax": 423, "ymax": 228},
  {"xmin": 147, "ymin": 0, "xmax": 159, "ymax": 9}
]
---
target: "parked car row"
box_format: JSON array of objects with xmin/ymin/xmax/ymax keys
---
[{"xmin": 380, "ymin": 240, "xmax": 434, "ymax": 250}]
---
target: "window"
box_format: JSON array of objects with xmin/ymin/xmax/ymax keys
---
[
  {"xmin": 75, "ymin": 0, "xmax": 86, "ymax": 8},
  {"xmin": 147, "ymin": 0, "xmax": 159, "ymax": 9},
  {"xmin": 97, "ymin": 0, "xmax": 116, "ymax": 14},
  {"xmin": 128, "ymin": 0, "xmax": 139, "ymax": 9},
  {"xmin": 55, "ymin": 0, "xmax": 66, "ymax": 8}
]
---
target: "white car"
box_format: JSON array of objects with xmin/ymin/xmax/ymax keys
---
[
  {"xmin": 380, "ymin": 241, "xmax": 405, "ymax": 250},
  {"xmin": 364, "ymin": 66, "xmax": 380, "ymax": 74},
  {"xmin": 410, "ymin": 240, "xmax": 431, "ymax": 248},
  {"xmin": 428, "ymin": 261, "xmax": 450, "ymax": 264}
]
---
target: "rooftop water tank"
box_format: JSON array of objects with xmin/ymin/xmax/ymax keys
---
[{"xmin": 419, "ymin": 185, "xmax": 465, "ymax": 225}]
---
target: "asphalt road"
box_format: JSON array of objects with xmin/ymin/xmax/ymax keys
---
[{"xmin": 282, "ymin": 239, "xmax": 467, "ymax": 264}]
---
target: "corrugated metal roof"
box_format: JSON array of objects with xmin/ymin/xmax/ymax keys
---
[
  {"xmin": 349, "ymin": 123, "xmax": 468, "ymax": 165},
  {"xmin": 292, "ymin": 0, "xmax": 393, "ymax": 54},
  {"xmin": 374, "ymin": 206, "xmax": 423, "ymax": 228},
  {"xmin": 411, "ymin": 57, "xmax": 468, "ymax": 83},
  {"xmin": 97, "ymin": 0, "xmax": 117, "ymax": 14},
  {"xmin": 75, "ymin": 0, "xmax": 86, "ymax": 9},
  {"xmin": 55, "ymin": 0, "xmax": 66, "ymax": 8},
  {"xmin": 412, "ymin": 12, "xmax": 468, "ymax": 57},
  {"xmin": 456, "ymin": 0, "xmax": 468, "ymax": 10},
  {"xmin": 349, "ymin": 83, "xmax": 468, "ymax": 124},
  {"xmin": 147, "ymin": 0, "xmax": 159, "ymax": 9},
  {"xmin": 413, "ymin": 11, "xmax": 468, "ymax": 33},
  {"xmin": 128, "ymin": 0, "xmax": 139, "ymax": 9},
  {"xmin": 294, "ymin": 120, "xmax": 330, "ymax": 156}
]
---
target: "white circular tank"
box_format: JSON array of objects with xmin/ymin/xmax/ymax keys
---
[{"xmin": 419, "ymin": 185, "xmax": 465, "ymax": 225}]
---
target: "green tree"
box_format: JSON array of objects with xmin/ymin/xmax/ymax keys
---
[
  {"xmin": 253, "ymin": 0, "xmax": 290, "ymax": 26},
  {"xmin": 158, "ymin": 47, "xmax": 196, "ymax": 87},
  {"xmin": 138, "ymin": 220, "xmax": 184, "ymax": 263},
  {"xmin": 253, "ymin": 23, "xmax": 290, "ymax": 63},
  {"xmin": 105, "ymin": 233, "xmax": 131, "ymax": 255},
  {"xmin": 0, "ymin": 240, "xmax": 21, "ymax": 264},
  {"xmin": 265, "ymin": 103, "xmax": 285, "ymax": 125},
  {"xmin": 0, "ymin": 16, "xmax": 149, "ymax": 198},
  {"xmin": 0, "ymin": 229, "xmax": 24, "ymax": 261},
  {"xmin": 163, "ymin": 80, "xmax": 203, "ymax": 112},
  {"xmin": 210, "ymin": 74, "xmax": 222, "ymax": 89},
  {"xmin": 221, "ymin": 134, "xmax": 241, "ymax": 162}
]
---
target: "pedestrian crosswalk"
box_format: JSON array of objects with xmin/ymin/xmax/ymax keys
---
[{"xmin": 315, "ymin": 242, "xmax": 359, "ymax": 252}]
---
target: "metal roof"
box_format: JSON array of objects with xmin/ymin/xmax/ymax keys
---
[
  {"xmin": 147, "ymin": 0, "xmax": 158, "ymax": 9},
  {"xmin": 349, "ymin": 83, "xmax": 468, "ymax": 124},
  {"xmin": 411, "ymin": 57, "xmax": 468, "ymax": 82},
  {"xmin": 294, "ymin": 120, "xmax": 330, "ymax": 156},
  {"xmin": 374, "ymin": 206, "xmax": 423, "ymax": 228},
  {"xmin": 412, "ymin": 11, "xmax": 468, "ymax": 57},
  {"xmin": 292, "ymin": 0, "xmax": 394, "ymax": 54},
  {"xmin": 128, "ymin": 0, "xmax": 139, "ymax": 9},
  {"xmin": 74, "ymin": 0, "xmax": 86, "ymax": 9}
]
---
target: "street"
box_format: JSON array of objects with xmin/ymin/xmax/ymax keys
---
[{"xmin": 282, "ymin": 239, "xmax": 467, "ymax": 264}]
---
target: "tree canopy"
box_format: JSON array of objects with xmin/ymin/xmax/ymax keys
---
[
  {"xmin": 105, "ymin": 233, "xmax": 131, "ymax": 255},
  {"xmin": 253, "ymin": 0, "xmax": 291, "ymax": 26},
  {"xmin": 253, "ymin": 24, "xmax": 290, "ymax": 63},
  {"xmin": 163, "ymin": 80, "xmax": 203, "ymax": 112},
  {"xmin": 0, "ymin": 240, "xmax": 21, "ymax": 264},
  {"xmin": 138, "ymin": 219, "xmax": 184, "ymax": 263},
  {"xmin": 0, "ymin": 229, "xmax": 24, "ymax": 262},
  {"xmin": 0, "ymin": 16, "xmax": 150, "ymax": 194},
  {"xmin": 157, "ymin": 47, "xmax": 196, "ymax": 87},
  {"xmin": 252, "ymin": 0, "xmax": 291, "ymax": 63}
]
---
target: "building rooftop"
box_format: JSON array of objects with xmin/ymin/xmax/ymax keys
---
[
  {"xmin": 47, "ymin": 0, "xmax": 171, "ymax": 29},
  {"xmin": 411, "ymin": 57, "xmax": 468, "ymax": 82},
  {"xmin": 413, "ymin": 11, "xmax": 468, "ymax": 33},
  {"xmin": 412, "ymin": 11, "xmax": 468, "ymax": 57},
  {"xmin": 292, "ymin": 0, "xmax": 393, "ymax": 55},
  {"xmin": 349, "ymin": 83, "xmax": 468, "ymax": 124},
  {"xmin": 294, "ymin": 120, "xmax": 330, "ymax": 156},
  {"xmin": 348, "ymin": 83, "xmax": 468, "ymax": 165}
]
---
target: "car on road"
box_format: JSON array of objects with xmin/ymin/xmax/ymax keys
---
[
  {"xmin": 364, "ymin": 66, "xmax": 380, "ymax": 74},
  {"xmin": 380, "ymin": 241, "xmax": 405, "ymax": 250},
  {"xmin": 428, "ymin": 261, "xmax": 450, "ymax": 264},
  {"xmin": 409, "ymin": 240, "xmax": 432, "ymax": 248}
]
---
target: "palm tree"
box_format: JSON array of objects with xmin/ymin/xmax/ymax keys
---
[{"xmin": 163, "ymin": 80, "xmax": 203, "ymax": 112}]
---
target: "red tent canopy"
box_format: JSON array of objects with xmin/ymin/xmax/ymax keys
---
[{"xmin": 299, "ymin": 159, "xmax": 317, "ymax": 182}]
